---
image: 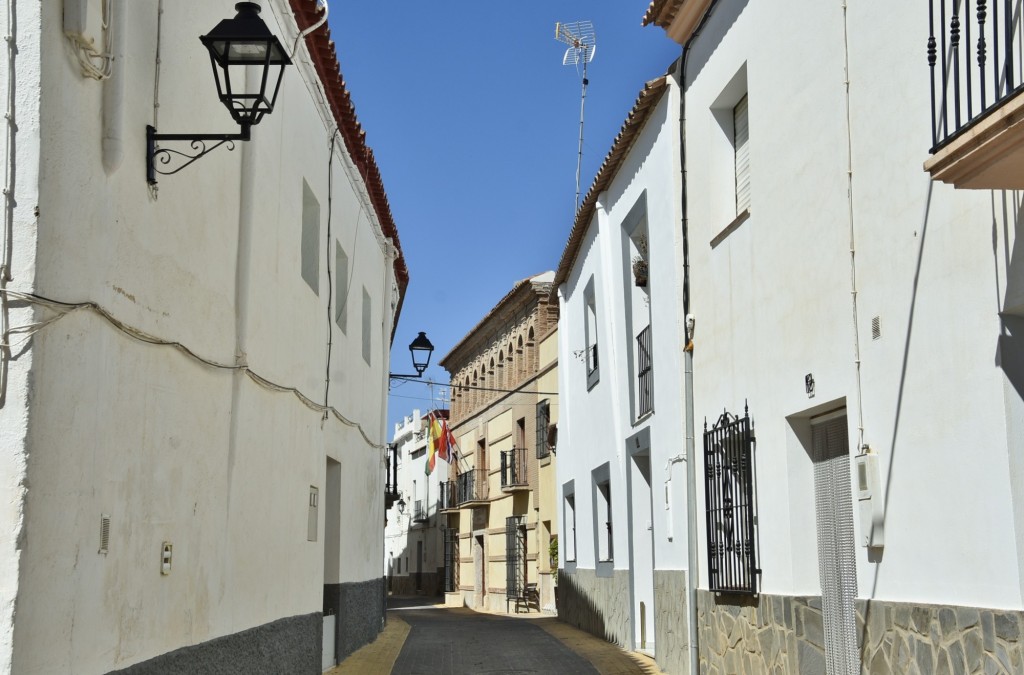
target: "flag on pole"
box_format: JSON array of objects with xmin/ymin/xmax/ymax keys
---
[{"xmin": 425, "ymin": 411, "xmax": 458, "ymax": 475}]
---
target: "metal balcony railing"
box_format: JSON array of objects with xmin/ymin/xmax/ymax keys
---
[
  {"xmin": 500, "ymin": 447, "xmax": 528, "ymax": 490},
  {"xmin": 637, "ymin": 325, "xmax": 652, "ymax": 417},
  {"xmin": 385, "ymin": 444, "xmax": 399, "ymax": 502},
  {"xmin": 438, "ymin": 480, "xmax": 458, "ymax": 511},
  {"xmin": 928, "ymin": 0, "xmax": 1024, "ymax": 151},
  {"xmin": 456, "ymin": 468, "xmax": 488, "ymax": 504}
]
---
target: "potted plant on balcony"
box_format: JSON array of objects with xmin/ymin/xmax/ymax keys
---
[
  {"xmin": 631, "ymin": 233, "xmax": 649, "ymax": 287},
  {"xmin": 632, "ymin": 255, "xmax": 648, "ymax": 287}
]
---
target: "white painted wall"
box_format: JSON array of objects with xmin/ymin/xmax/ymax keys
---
[
  {"xmin": 1, "ymin": 1, "xmax": 396, "ymax": 672},
  {"xmin": 683, "ymin": 0, "xmax": 1022, "ymax": 610},
  {"xmin": 556, "ymin": 79, "xmax": 691, "ymax": 641},
  {"xmin": 0, "ymin": 0, "xmax": 42, "ymax": 671}
]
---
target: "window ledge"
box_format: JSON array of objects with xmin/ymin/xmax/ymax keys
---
[{"xmin": 710, "ymin": 208, "xmax": 751, "ymax": 248}]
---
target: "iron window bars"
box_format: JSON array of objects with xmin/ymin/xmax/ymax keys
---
[
  {"xmin": 928, "ymin": 0, "xmax": 1024, "ymax": 152},
  {"xmin": 443, "ymin": 527, "xmax": 459, "ymax": 593},
  {"xmin": 413, "ymin": 499, "xmax": 426, "ymax": 523},
  {"xmin": 536, "ymin": 400, "xmax": 551, "ymax": 458},
  {"xmin": 500, "ymin": 447, "xmax": 528, "ymax": 489},
  {"xmin": 636, "ymin": 325, "xmax": 653, "ymax": 417},
  {"xmin": 703, "ymin": 404, "xmax": 760, "ymax": 595},
  {"xmin": 505, "ymin": 515, "xmax": 527, "ymax": 603}
]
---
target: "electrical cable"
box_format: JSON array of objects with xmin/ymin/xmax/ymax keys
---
[{"xmin": 0, "ymin": 288, "xmax": 385, "ymax": 449}]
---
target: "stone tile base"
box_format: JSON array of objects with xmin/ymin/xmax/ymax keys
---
[
  {"xmin": 697, "ymin": 590, "xmax": 1024, "ymax": 675},
  {"xmin": 556, "ymin": 567, "xmax": 632, "ymax": 649},
  {"xmin": 655, "ymin": 570, "xmax": 690, "ymax": 675}
]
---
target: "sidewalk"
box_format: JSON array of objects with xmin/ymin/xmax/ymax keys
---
[{"xmin": 327, "ymin": 599, "xmax": 659, "ymax": 675}]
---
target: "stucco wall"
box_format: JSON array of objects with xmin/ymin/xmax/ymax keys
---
[
  {"xmin": 683, "ymin": 0, "xmax": 1023, "ymax": 610},
  {"xmin": 4, "ymin": 1, "xmax": 393, "ymax": 672}
]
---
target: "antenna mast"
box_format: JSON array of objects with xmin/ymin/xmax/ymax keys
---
[{"xmin": 555, "ymin": 21, "xmax": 596, "ymax": 214}]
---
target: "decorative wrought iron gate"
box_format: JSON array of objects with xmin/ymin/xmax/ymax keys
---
[
  {"xmin": 703, "ymin": 405, "xmax": 759, "ymax": 594},
  {"xmin": 443, "ymin": 527, "xmax": 459, "ymax": 593},
  {"xmin": 505, "ymin": 516, "xmax": 526, "ymax": 600}
]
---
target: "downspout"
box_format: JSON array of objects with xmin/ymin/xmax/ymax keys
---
[
  {"xmin": 675, "ymin": 4, "xmax": 722, "ymax": 673},
  {"xmin": 101, "ymin": 0, "xmax": 125, "ymax": 174}
]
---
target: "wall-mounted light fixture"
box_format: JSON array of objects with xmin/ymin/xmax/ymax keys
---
[
  {"xmin": 389, "ymin": 332, "xmax": 434, "ymax": 381},
  {"xmin": 396, "ymin": 497, "xmax": 407, "ymax": 514},
  {"xmin": 146, "ymin": 2, "xmax": 292, "ymax": 185}
]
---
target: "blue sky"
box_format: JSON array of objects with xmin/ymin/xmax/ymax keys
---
[{"xmin": 327, "ymin": 3, "xmax": 681, "ymax": 430}]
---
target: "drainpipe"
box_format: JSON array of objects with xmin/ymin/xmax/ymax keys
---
[
  {"xmin": 674, "ymin": 4, "xmax": 722, "ymax": 673},
  {"xmin": 101, "ymin": 0, "xmax": 125, "ymax": 174}
]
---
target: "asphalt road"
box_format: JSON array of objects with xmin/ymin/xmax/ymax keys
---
[{"xmin": 389, "ymin": 606, "xmax": 600, "ymax": 675}]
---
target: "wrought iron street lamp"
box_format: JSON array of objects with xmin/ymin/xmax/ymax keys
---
[
  {"xmin": 146, "ymin": 2, "xmax": 292, "ymax": 185},
  {"xmin": 390, "ymin": 332, "xmax": 434, "ymax": 381}
]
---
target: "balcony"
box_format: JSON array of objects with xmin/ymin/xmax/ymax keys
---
[
  {"xmin": 438, "ymin": 480, "xmax": 458, "ymax": 512},
  {"xmin": 636, "ymin": 325, "xmax": 653, "ymax": 418},
  {"xmin": 925, "ymin": 0, "xmax": 1024, "ymax": 189},
  {"xmin": 456, "ymin": 468, "xmax": 489, "ymax": 506},
  {"xmin": 500, "ymin": 447, "xmax": 529, "ymax": 492},
  {"xmin": 384, "ymin": 444, "xmax": 399, "ymax": 510}
]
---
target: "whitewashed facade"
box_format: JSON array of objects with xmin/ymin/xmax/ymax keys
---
[
  {"xmin": 0, "ymin": 1, "xmax": 405, "ymax": 672},
  {"xmin": 640, "ymin": 0, "xmax": 1024, "ymax": 672},
  {"xmin": 383, "ymin": 409, "xmax": 448, "ymax": 597},
  {"xmin": 554, "ymin": 73, "xmax": 693, "ymax": 673}
]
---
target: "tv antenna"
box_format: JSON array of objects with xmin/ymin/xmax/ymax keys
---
[{"xmin": 555, "ymin": 21, "xmax": 596, "ymax": 213}]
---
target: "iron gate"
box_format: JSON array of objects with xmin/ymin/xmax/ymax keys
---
[{"xmin": 703, "ymin": 404, "xmax": 759, "ymax": 594}]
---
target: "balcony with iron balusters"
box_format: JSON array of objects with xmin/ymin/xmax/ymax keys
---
[
  {"xmin": 438, "ymin": 480, "xmax": 459, "ymax": 512},
  {"xmin": 456, "ymin": 468, "xmax": 489, "ymax": 507},
  {"xmin": 500, "ymin": 447, "xmax": 529, "ymax": 493},
  {"xmin": 925, "ymin": 0, "xmax": 1024, "ymax": 188}
]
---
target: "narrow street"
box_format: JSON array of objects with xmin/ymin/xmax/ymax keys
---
[{"xmin": 329, "ymin": 598, "xmax": 658, "ymax": 675}]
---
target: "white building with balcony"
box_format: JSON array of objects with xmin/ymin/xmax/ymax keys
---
[{"xmin": 384, "ymin": 409, "xmax": 449, "ymax": 597}]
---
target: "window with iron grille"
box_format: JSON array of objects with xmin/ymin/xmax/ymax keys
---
[
  {"xmin": 636, "ymin": 325, "xmax": 652, "ymax": 417},
  {"xmin": 536, "ymin": 400, "xmax": 550, "ymax": 458},
  {"xmin": 443, "ymin": 528, "xmax": 459, "ymax": 593},
  {"xmin": 703, "ymin": 405, "xmax": 759, "ymax": 594},
  {"xmin": 505, "ymin": 516, "xmax": 526, "ymax": 599}
]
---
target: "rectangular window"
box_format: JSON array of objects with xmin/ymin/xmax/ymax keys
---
[
  {"xmin": 536, "ymin": 400, "xmax": 550, "ymax": 458},
  {"xmin": 361, "ymin": 287, "xmax": 371, "ymax": 366},
  {"xmin": 301, "ymin": 180, "xmax": 320, "ymax": 294},
  {"xmin": 734, "ymin": 95, "xmax": 750, "ymax": 215},
  {"xmin": 596, "ymin": 479, "xmax": 612, "ymax": 562},
  {"xmin": 335, "ymin": 242, "xmax": 348, "ymax": 333},
  {"xmin": 585, "ymin": 283, "xmax": 599, "ymax": 389},
  {"xmin": 564, "ymin": 492, "xmax": 577, "ymax": 562}
]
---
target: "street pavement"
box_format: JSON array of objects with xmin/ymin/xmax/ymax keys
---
[{"xmin": 328, "ymin": 597, "xmax": 658, "ymax": 675}]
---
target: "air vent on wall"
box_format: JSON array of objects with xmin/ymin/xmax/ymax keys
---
[
  {"xmin": 871, "ymin": 316, "xmax": 881, "ymax": 340},
  {"xmin": 99, "ymin": 514, "xmax": 110, "ymax": 555}
]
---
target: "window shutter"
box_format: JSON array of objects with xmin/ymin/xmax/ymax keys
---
[{"xmin": 734, "ymin": 95, "xmax": 751, "ymax": 214}]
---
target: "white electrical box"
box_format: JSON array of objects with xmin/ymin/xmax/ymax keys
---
[{"xmin": 855, "ymin": 452, "xmax": 884, "ymax": 548}]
